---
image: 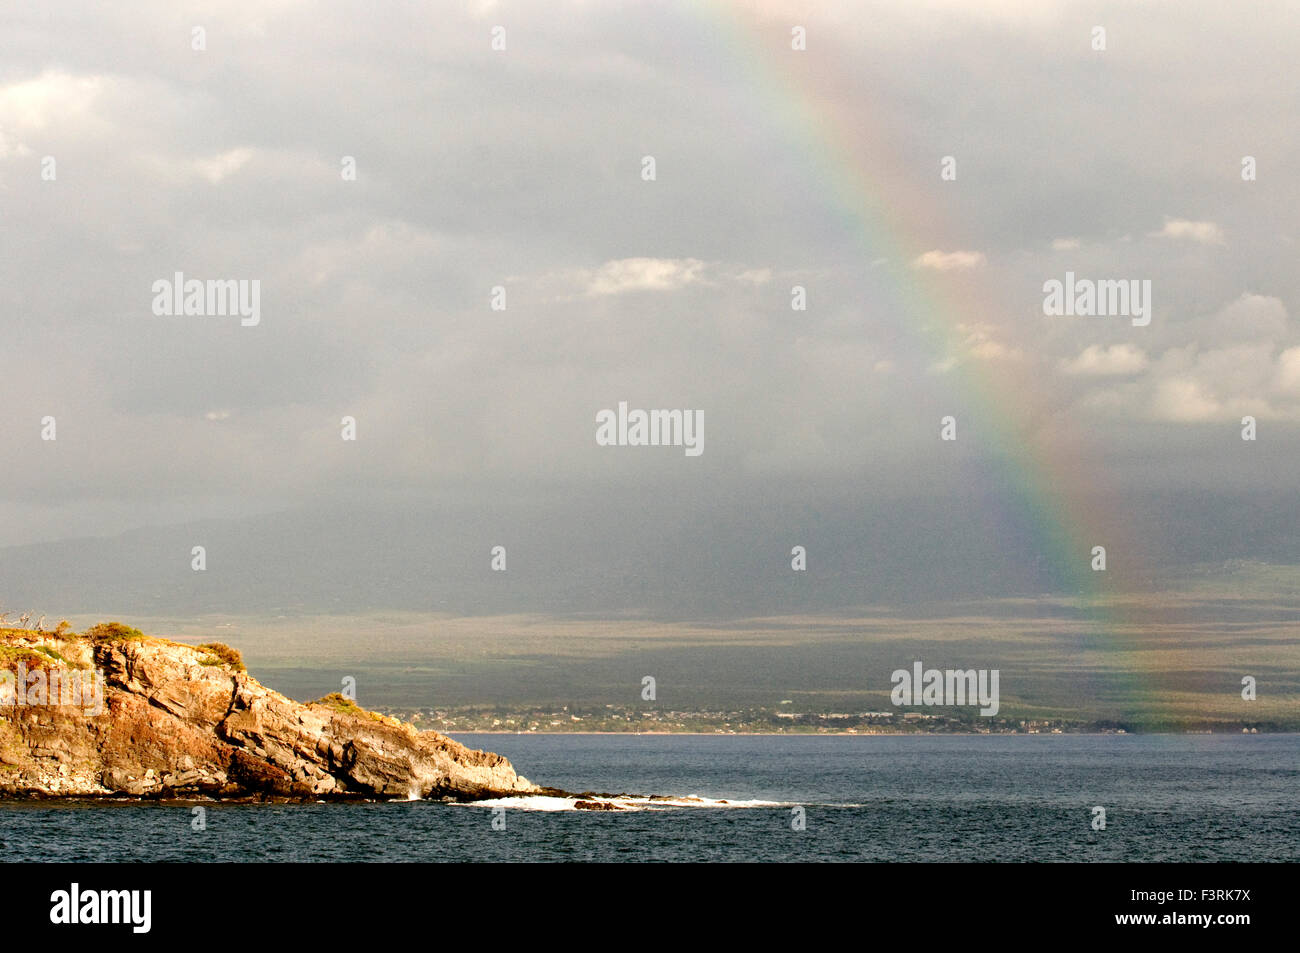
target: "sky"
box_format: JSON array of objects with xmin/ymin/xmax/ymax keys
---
[{"xmin": 1, "ymin": 1, "xmax": 1297, "ymax": 618}]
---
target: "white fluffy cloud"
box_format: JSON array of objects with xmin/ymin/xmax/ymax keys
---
[
  {"xmin": 1148, "ymin": 376, "xmax": 1227, "ymax": 422},
  {"xmin": 1070, "ymin": 295, "xmax": 1300, "ymax": 421},
  {"xmin": 1060, "ymin": 344, "xmax": 1149, "ymax": 376},
  {"xmin": 0, "ymin": 70, "xmax": 105, "ymax": 132},
  {"xmin": 579, "ymin": 257, "xmax": 707, "ymax": 296},
  {"xmin": 1273, "ymin": 347, "xmax": 1300, "ymax": 395},
  {"xmin": 1149, "ymin": 218, "xmax": 1225, "ymax": 245},
  {"xmin": 192, "ymin": 148, "xmax": 257, "ymax": 184},
  {"xmin": 957, "ymin": 323, "xmax": 1022, "ymax": 362},
  {"xmin": 912, "ymin": 250, "xmax": 986, "ymax": 271}
]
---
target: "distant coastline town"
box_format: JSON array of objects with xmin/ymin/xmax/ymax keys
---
[{"xmin": 380, "ymin": 704, "xmax": 1281, "ymax": 735}]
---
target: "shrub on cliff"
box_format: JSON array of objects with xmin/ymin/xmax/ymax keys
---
[
  {"xmin": 0, "ymin": 644, "xmax": 45, "ymax": 670},
  {"xmin": 312, "ymin": 692, "xmax": 388, "ymax": 723},
  {"xmin": 83, "ymin": 622, "xmax": 145, "ymax": 643},
  {"xmin": 197, "ymin": 642, "xmax": 246, "ymax": 673},
  {"xmin": 314, "ymin": 692, "xmax": 362, "ymax": 714}
]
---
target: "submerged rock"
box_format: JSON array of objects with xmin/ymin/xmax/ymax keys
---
[
  {"xmin": 573, "ymin": 799, "xmax": 622, "ymax": 811},
  {"xmin": 0, "ymin": 627, "xmax": 540, "ymax": 802}
]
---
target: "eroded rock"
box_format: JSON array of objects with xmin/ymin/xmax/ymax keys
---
[{"xmin": 0, "ymin": 635, "xmax": 539, "ymax": 802}]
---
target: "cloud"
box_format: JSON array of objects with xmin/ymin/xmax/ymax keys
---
[
  {"xmin": 0, "ymin": 127, "xmax": 31, "ymax": 160},
  {"xmin": 0, "ymin": 71, "xmax": 105, "ymax": 133},
  {"xmin": 1148, "ymin": 377, "xmax": 1224, "ymax": 422},
  {"xmin": 547, "ymin": 259, "xmax": 771, "ymax": 298},
  {"xmin": 911, "ymin": 250, "xmax": 986, "ymax": 271},
  {"xmin": 1275, "ymin": 347, "xmax": 1300, "ymax": 395},
  {"xmin": 958, "ymin": 323, "xmax": 1022, "ymax": 362},
  {"xmin": 578, "ymin": 257, "xmax": 707, "ymax": 296},
  {"xmin": 1149, "ymin": 218, "xmax": 1225, "ymax": 245},
  {"xmin": 1065, "ymin": 295, "xmax": 1300, "ymax": 421},
  {"xmin": 2, "ymin": 0, "xmax": 1299, "ymax": 566},
  {"xmin": 1060, "ymin": 344, "xmax": 1149, "ymax": 377},
  {"xmin": 1141, "ymin": 341, "xmax": 1288, "ymax": 421},
  {"xmin": 1192, "ymin": 293, "xmax": 1289, "ymax": 348},
  {"xmin": 192, "ymin": 148, "xmax": 256, "ymax": 184}
]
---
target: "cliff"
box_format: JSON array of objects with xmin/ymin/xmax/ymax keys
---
[{"xmin": 0, "ymin": 623, "xmax": 541, "ymax": 801}]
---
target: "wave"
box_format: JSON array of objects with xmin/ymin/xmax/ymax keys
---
[{"xmin": 454, "ymin": 794, "xmax": 795, "ymax": 812}]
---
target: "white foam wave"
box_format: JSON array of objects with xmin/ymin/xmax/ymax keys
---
[
  {"xmin": 458, "ymin": 796, "xmax": 581, "ymax": 812},
  {"xmin": 456, "ymin": 794, "xmax": 792, "ymax": 812}
]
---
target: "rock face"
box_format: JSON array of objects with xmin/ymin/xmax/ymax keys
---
[{"xmin": 0, "ymin": 632, "xmax": 540, "ymax": 801}]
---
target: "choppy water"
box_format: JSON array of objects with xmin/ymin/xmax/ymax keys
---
[{"xmin": 2, "ymin": 734, "xmax": 1295, "ymax": 862}]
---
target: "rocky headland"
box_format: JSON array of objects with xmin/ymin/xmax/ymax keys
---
[{"xmin": 0, "ymin": 621, "xmax": 547, "ymax": 802}]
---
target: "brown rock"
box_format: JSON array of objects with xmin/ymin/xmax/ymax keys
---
[
  {"xmin": 573, "ymin": 799, "xmax": 622, "ymax": 811},
  {"xmin": 0, "ymin": 633, "xmax": 540, "ymax": 802}
]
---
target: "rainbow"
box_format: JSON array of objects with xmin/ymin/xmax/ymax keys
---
[{"xmin": 695, "ymin": 5, "xmax": 1160, "ymax": 714}]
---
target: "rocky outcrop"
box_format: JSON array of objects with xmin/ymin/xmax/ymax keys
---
[
  {"xmin": 573, "ymin": 799, "xmax": 622, "ymax": 811},
  {"xmin": 0, "ymin": 629, "xmax": 540, "ymax": 801}
]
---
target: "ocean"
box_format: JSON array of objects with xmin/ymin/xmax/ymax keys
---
[{"xmin": 3, "ymin": 734, "xmax": 1296, "ymax": 862}]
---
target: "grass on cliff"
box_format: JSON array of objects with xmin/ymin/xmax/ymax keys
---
[
  {"xmin": 312, "ymin": 692, "xmax": 390, "ymax": 723},
  {"xmin": 2, "ymin": 620, "xmax": 248, "ymax": 676},
  {"xmin": 197, "ymin": 642, "xmax": 246, "ymax": 672},
  {"xmin": 0, "ymin": 629, "xmax": 83, "ymax": 670},
  {"xmin": 0, "ymin": 644, "xmax": 45, "ymax": 669},
  {"xmin": 82, "ymin": 622, "xmax": 146, "ymax": 643}
]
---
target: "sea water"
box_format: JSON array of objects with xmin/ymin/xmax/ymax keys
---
[{"xmin": 2, "ymin": 734, "xmax": 1295, "ymax": 862}]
